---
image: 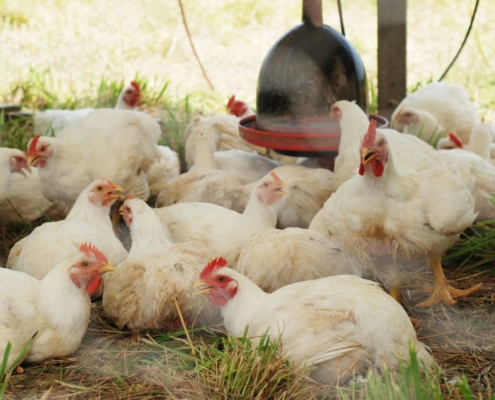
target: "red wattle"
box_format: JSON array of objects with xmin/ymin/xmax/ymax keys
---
[
  {"xmin": 372, "ymin": 159, "xmax": 384, "ymax": 177},
  {"xmin": 209, "ymin": 292, "xmax": 228, "ymax": 306},
  {"xmin": 86, "ymin": 275, "xmax": 103, "ymax": 294},
  {"xmin": 358, "ymin": 162, "xmax": 364, "ymax": 176}
]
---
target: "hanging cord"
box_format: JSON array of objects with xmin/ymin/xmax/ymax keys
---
[
  {"xmin": 337, "ymin": 0, "xmax": 345, "ymax": 36},
  {"xmin": 438, "ymin": 0, "xmax": 480, "ymax": 81},
  {"xmin": 177, "ymin": 0, "xmax": 216, "ymax": 91}
]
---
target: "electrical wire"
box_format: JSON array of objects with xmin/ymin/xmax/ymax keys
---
[
  {"xmin": 438, "ymin": 0, "xmax": 480, "ymax": 81},
  {"xmin": 337, "ymin": 0, "xmax": 345, "ymax": 36}
]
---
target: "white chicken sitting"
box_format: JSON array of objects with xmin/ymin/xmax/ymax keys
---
[
  {"xmin": 236, "ymin": 228, "xmax": 360, "ymax": 292},
  {"xmin": 0, "ymin": 243, "xmax": 115, "ymax": 370},
  {"xmin": 0, "ymin": 147, "xmax": 29, "ymax": 206},
  {"xmin": 7, "ymin": 179, "xmax": 128, "ymax": 289},
  {"xmin": 437, "ymin": 125, "xmax": 495, "ymax": 164},
  {"xmin": 310, "ymin": 120, "xmax": 481, "ymax": 308},
  {"xmin": 27, "ymin": 109, "xmax": 161, "ymax": 205},
  {"xmin": 391, "ymin": 82, "xmax": 480, "ymax": 144},
  {"xmin": 157, "ymin": 164, "xmax": 332, "ymax": 229},
  {"xmin": 33, "ymin": 81, "xmax": 142, "ymax": 135},
  {"xmin": 195, "ymin": 258, "xmax": 434, "ymax": 385},
  {"xmin": 0, "ymin": 168, "xmax": 68, "ymax": 225},
  {"xmin": 103, "ymin": 197, "xmax": 217, "ymax": 330},
  {"xmin": 154, "ymin": 172, "xmax": 286, "ymax": 266},
  {"xmin": 146, "ymin": 145, "xmax": 181, "ymax": 197}
]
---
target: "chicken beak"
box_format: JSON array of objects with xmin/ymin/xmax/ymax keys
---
[
  {"xmin": 273, "ymin": 181, "xmax": 288, "ymax": 196},
  {"xmin": 108, "ymin": 184, "xmax": 125, "ymax": 200},
  {"xmin": 27, "ymin": 155, "xmax": 39, "ymax": 167},
  {"xmin": 194, "ymin": 280, "xmax": 212, "ymax": 296},
  {"xmin": 119, "ymin": 205, "xmax": 124, "ymax": 215},
  {"xmin": 361, "ymin": 147, "xmax": 377, "ymax": 165},
  {"xmin": 98, "ymin": 263, "xmax": 116, "ymax": 274},
  {"xmin": 18, "ymin": 168, "xmax": 29, "ymax": 178}
]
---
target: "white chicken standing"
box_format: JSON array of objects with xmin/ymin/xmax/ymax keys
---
[
  {"xmin": 27, "ymin": 109, "xmax": 161, "ymax": 205},
  {"xmin": 0, "ymin": 243, "xmax": 115, "ymax": 370},
  {"xmin": 310, "ymin": 120, "xmax": 481, "ymax": 307},
  {"xmin": 33, "ymin": 81, "xmax": 142, "ymax": 135},
  {"xmin": 154, "ymin": 172, "xmax": 286, "ymax": 266},
  {"xmin": 0, "ymin": 147, "xmax": 29, "ymax": 206},
  {"xmin": 391, "ymin": 82, "xmax": 480, "ymax": 144},
  {"xmin": 331, "ymin": 100, "xmax": 439, "ymax": 192},
  {"xmin": 236, "ymin": 228, "xmax": 360, "ymax": 292},
  {"xmin": 7, "ymin": 179, "xmax": 128, "ymax": 287},
  {"xmin": 195, "ymin": 258, "xmax": 434, "ymax": 385},
  {"xmin": 103, "ymin": 197, "xmax": 217, "ymax": 330}
]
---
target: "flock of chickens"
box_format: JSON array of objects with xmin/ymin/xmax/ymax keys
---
[{"xmin": 1, "ymin": 80, "xmax": 494, "ymax": 385}]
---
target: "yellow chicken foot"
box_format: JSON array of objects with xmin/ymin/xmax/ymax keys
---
[{"xmin": 417, "ymin": 257, "xmax": 483, "ymax": 308}]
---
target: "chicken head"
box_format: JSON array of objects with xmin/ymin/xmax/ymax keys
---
[
  {"xmin": 9, "ymin": 151, "xmax": 29, "ymax": 177},
  {"xmin": 122, "ymin": 81, "xmax": 142, "ymax": 108},
  {"xmin": 27, "ymin": 135, "xmax": 52, "ymax": 168},
  {"xmin": 88, "ymin": 178, "xmax": 125, "ymax": 207},
  {"xmin": 226, "ymin": 95, "xmax": 249, "ymax": 117},
  {"xmin": 256, "ymin": 171, "xmax": 287, "ymax": 205},
  {"xmin": 436, "ymin": 132, "xmax": 464, "ymax": 150},
  {"xmin": 70, "ymin": 243, "xmax": 116, "ymax": 294},
  {"xmin": 391, "ymin": 107, "xmax": 419, "ymax": 125},
  {"xmin": 195, "ymin": 257, "xmax": 238, "ymax": 306},
  {"xmin": 120, "ymin": 195, "xmax": 136, "ymax": 226},
  {"xmin": 359, "ymin": 120, "xmax": 389, "ymax": 178}
]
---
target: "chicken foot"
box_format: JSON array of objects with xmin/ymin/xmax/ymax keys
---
[{"xmin": 417, "ymin": 257, "xmax": 482, "ymax": 308}]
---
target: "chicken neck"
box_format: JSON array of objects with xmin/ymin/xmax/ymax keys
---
[{"xmin": 128, "ymin": 208, "xmax": 172, "ymax": 256}]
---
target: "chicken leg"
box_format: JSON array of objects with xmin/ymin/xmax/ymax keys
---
[{"xmin": 417, "ymin": 257, "xmax": 482, "ymax": 308}]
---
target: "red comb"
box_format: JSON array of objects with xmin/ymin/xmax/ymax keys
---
[
  {"xmin": 130, "ymin": 81, "xmax": 140, "ymax": 91},
  {"xmin": 28, "ymin": 135, "xmax": 41, "ymax": 156},
  {"xmin": 448, "ymin": 132, "xmax": 463, "ymax": 148},
  {"xmin": 200, "ymin": 257, "xmax": 227, "ymax": 280},
  {"xmin": 269, "ymin": 171, "xmax": 283, "ymax": 184},
  {"xmin": 227, "ymin": 95, "xmax": 235, "ymax": 110},
  {"xmin": 362, "ymin": 120, "xmax": 377, "ymax": 148},
  {"xmin": 80, "ymin": 243, "xmax": 108, "ymax": 265}
]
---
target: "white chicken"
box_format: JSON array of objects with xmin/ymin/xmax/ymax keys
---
[
  {"xmin": 310, "ymin": 120, "xmax": 481, "ymax": 308},
  {"xmin": 0, "ymin": 168, "xmax": 68, "ymax": 225},
  {"xmin": 195, "ymin": 259, "xmax": 434, "ymax": 385},
  {"xmin": 7, "ymin": 179, "xmax": 128, "ymax": 288},
  {"xmin": 0, "ymin": 147, "xmax": 29, "ymax": 206},
  {"xmin": 236, "ymin": 228, "xmax": 360, "ymax": 292},
  {"xmin": 154, "ymin": 172, "xmax": 286, "ymax": 266},
  {"xmin": 157, "ymin": 165, "xmax": 332, "ymax": 229},
  {"xmin": 331, "ymin": 100, "xmax": 439, "ymax": 192},
  {"xmin": 0, "ymin": 243, "xmax": 115, "ymax": 370},
  {"xmin": 33, "ymin": 81, "xmax": 142, "ymax": 135},
  {"xmin": 146, "ymin": 145, "xmax": 181, "ymax": 197},
  {"xmin": 27, "ymin": 109, "xmax": 161, "ymax": 205},
  {"xmin": 103, "ymin": 197, "xmax": 217, "ymax": 330},
  {"xmin": 391, "ymin": 82, "xmax": 480, "ymax": 144},
  {"xmin": 437, "ymin": 125, "xmax": 495, "ymax": 164},
  {"xmin": 156, "ymin": 133, "xmax": 245, "ymax": 209},
  {"xmin": 435, "ymin": 148, "xmax": 495, "ymax": 222}
]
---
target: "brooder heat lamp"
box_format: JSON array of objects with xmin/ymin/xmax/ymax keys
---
[{"xmin": 239, "ymin": 0, "xmax": 388, "ymax": 169}]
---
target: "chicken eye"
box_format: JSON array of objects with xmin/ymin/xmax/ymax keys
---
[
  {"xmin": 40, "ymin": 146, "xmax": 46, "ymax": 152},
  {"xmin": 82, "ymin": 262, "xmax": 89, "ymax": 268},
  {"xmin": 263, "ymin": 183, "xmax": 268, "ymax": 188},
  {"xmin": 218, "ymin": 276, "xmax": 225, "ymax": 282},
  {"xmin": 97, "ymin": 186, "xmax": 103, "ymax": 191}
]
